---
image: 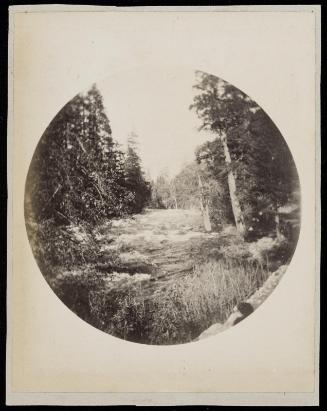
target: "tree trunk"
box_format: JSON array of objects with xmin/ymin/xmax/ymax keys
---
[
  {"xmin": 198, "ymin": 173, "xmax": 212, "ymax": 232},
  {"xmin": 275, "ymin": 205, "xmax": 282, "ymax": 240},
  {"xmin": 169, "ymin": 183, "xmax": 178, "ymax": 210},
  {"xmin": 203, "ymin": 203, "xmax": 212, "ymax": 232},
  {"xmin": 174, "ymin": 195, "xmax": 178, "ymax": 209},
  {"xmin": 220, "ymin": 131, "xmax": 246, "ymax": 236}
]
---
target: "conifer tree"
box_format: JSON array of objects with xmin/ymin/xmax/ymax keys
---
[
  {"xmin": 123, "ymin": 133, "xmax": 151, "ymax": 214},
  {"xmin": 190, "ymin": 71, "xmax": 299, "ymax": 238},
  {"xmin": 25, "ymin": 84, "xmax": 130, "ymax": 225},
  {"xmin": 190, "ymin": 71, "xmax": 255, "ymax": 235}
]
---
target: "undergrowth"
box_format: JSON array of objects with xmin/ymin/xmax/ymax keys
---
[
  {"xmin": 26, "ymin": 216, "xmax": 287, "ymax": 345},
  {"xmin": 49, "ymin": 258, "xmax": 269, "ymax": 345}
]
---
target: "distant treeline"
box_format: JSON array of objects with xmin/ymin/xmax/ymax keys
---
[
  {"xmin": 150, "ymin": 71, "xmax": 300, "ymax": 241},
  {"xmin": 25, "ymin": 85, "xmax": 151, "ymax": 226}
]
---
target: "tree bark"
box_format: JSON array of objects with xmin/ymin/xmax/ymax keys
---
[
  {"xmin": 198, "ymin": 173, "xmax": 212, "ymax": 232},
  {"xmin": 203, "ymin": 203, "xmax": 212, "ymax": 232},
  {"xmin": 220, "ymin": 131, "xmax": 246, "ymax": 236},
  {"xmin": 170, "ymin": 183, "xmax": 178, "ymax": 209},
  {"xmin": 275, "ymin": 205, "xmax": 282, "ymax": 240}
]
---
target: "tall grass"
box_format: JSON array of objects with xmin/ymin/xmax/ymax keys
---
[
  {"xmin": 148, "ymin": 258, "xmax": 269, "ymax": 344},
  {"xmin": 84, "ymin": 258, "xmax": 270, "ymax": 345},
  {"xmin": 26, "ymin": 214, "xmax": 290, "ymax": 344},
  {"xmin": 28, "ymin": 219, "xmax": 271, "ymax": 344}
]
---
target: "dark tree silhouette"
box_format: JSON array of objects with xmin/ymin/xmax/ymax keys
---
[
  {"xmin": 190, "ymin": 71, "xmax": 300, "ymax": 239},
  {"xmin": 123, "ymin": 132, "xmax": 151, "ymax": 214}
]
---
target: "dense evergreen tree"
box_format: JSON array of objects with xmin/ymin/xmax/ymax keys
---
[
  {"xmin": 25, "ymin": 84, "xmax": 130, "ymax": 225},
  {"xmin": 190, "ymin": 71, "xmax": 299, "ymax": 238},
  {"xmin": 123, "ymin": 133, "xmax": 152, "ymax": 214},
  {"xmin": 190, "ymin": 71, "xmax": 260, "ymax": 235}
]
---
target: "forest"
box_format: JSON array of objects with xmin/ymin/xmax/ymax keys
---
[{"xmin": 25, "ymin": 72, "xmax": 300, "ymax": 344}]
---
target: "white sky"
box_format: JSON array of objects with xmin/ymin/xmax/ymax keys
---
[{"xmin": 97, "ymin": 67, "xmax": 214, "ymax": 180}]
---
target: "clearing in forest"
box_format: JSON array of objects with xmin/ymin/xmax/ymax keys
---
[{"xmin": 95, "ymin": 208, "xmax": 221, "ymax": 292}]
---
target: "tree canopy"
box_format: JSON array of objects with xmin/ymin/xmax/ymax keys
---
[
  {"xmin": 190, "ymin": 71, "xmax": 300, "ymax": 238},
  {"xmin": 124, "ymin": 133, "xmax": 152, "ymax": 213},
  {"xmin": 25, "ymin": 85, "xmax": 151, "ymax": 226}
]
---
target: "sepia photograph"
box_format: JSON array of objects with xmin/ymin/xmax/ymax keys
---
[
  {"xmin": 24, "ymin": 67, "xmax": 301, "ymax": 345},
  {"xmin": 7, "ymin": 5, "xmax": 319, "ymax": 405}
]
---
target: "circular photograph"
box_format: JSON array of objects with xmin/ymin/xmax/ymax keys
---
[{"xmin": 25, "ymin": 68, "xmax": 301, "ymax": 345}]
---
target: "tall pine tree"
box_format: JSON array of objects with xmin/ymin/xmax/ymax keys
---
[
  {"xmin": 190, "ymin": 71, "xmax": 299, "ymax": 238},
  {"xmin": 25, "ymin": 84, "xmax": 130, "ymax": 225},
  {"xmin": 123, "ymin": 133, "xmax": 151, "ymax": 214}
]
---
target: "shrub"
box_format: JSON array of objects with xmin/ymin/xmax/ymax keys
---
[{"xmin": 25, "ymin": 218, "xmax": 102, "ymax": 276}]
